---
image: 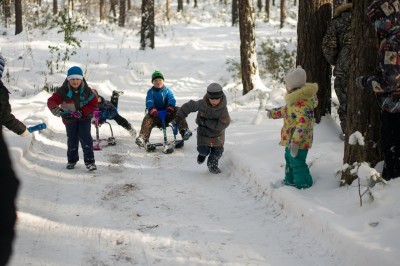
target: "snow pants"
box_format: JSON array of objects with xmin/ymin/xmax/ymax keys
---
[
  {"xmin": 284, "ymin": 147, "xmax": 313, "ymax": 189},
  {"xmin": 65, "ymin": 118, "xmax": 95, "ymax": 164},
  {"xmin": 381, "ymin": 111, "xmax": 400, "ymax": 180},
  {"xmin": 197, "ymin": 145, "xmax": 224, "ymax": 169}
]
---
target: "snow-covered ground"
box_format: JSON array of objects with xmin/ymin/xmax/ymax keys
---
[{"xmin": 1, "ymin": 2, "xmax": 399, "ymax": 266}]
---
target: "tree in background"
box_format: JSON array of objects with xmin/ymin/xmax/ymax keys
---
[
  {"xmin": 238, "ymin": 0, "xmax": 258, "ymax": 95},
  {"xmin": 140, "ymin": 0, "xmax": 155, "ymax": 49},
  {"xmin": 343, "ymin": 0, "xmax": 381, "ymax": 185},
  {"xmin": 178, "ymin": 0, "xmax": 183, "ymax": 12},
  {"xmin": 15, "ymin": 0, "xmax": 22, "ymax": 35},
  {"xmin": 297, "ymin": 0, "xmax": 331, "ymax": 123},
  {"xmin": 119, "ymin": 0, "xmax": 126, "ymax": 27},
  {"xmin": 265, "ymin": 0, "xmax": 270, "ymax": 21},
  {"xmin": 53, "ymin": 0, "xmax": 58, "ymax": 15},
  {"xmin": 232, "ymin": 0, "xmax": 238, "ymax": 26},
  {"xmin": 280, "ymin": 0, "xmax": 286, "ymax": 28}
]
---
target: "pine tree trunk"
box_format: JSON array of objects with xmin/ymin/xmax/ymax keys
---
[
  {"xmin": 265, "ymin": 0, "xmax": 270, "ymax": 21},
  {"xmin": 177, "ymin": 0, "xmax": 183, "ymax": 12},
  {"xmin": 342, "ymin": 0, "xmax": 382, "ymax": 184},
  {"xmin": 280, "ymin": 0, "xmax": 286, "ymax": 28},
  {"xmin": 53, "ymin": 0, "xmax": 58, "ymax": 15},
  {"xmin": 119, "ymin": 0, "xmax": 126, "ymax": 27},
  {"xmin": 257, "ymin": 0, "xmax": 262, "ymax": 11},
  {"xmin": 3, "ymin": 0, "xmax": 11, "ymax": 28},
  {"xmin": 238, "ymin": 0, "xmax": 257, "ymax": 95},
  {"xmin": 100, "ymin": 0, "xmax": 106, "ymax": 21},
  {"xmin": 140, "ymin": 0, "xmax": 155, "ymax": 50},
  {"xmin": 15, "ymin": 0, "xmax": 22, "ymax": 35},
  {"xmin": 297, "ymin": 0, "xmax": 332, "ymax": 123},
  {"xmin": 232, "ymin": 0, "xmax": 238, "ymax": 26}
]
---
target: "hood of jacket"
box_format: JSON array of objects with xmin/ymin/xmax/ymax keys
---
[
  {"xmin": 334, "ymin": 3, "xmax": 352, "ymax": 18},
  {"xmin": 284, "ymin": 83, "xmax": 318, "ymax": 106}
]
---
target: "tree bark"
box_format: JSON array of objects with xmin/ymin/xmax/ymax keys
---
[
  {"xmin": 342, "ymin": 0, "xmax": 381, "ymax": 184},
  {"xmin": 280, "ymin": 0, "xmax": 286, "ymax": 28},
  {"xmin": 297, "ymin": 0, "xmax": 332, "ymax": 123},
  {"xmin": 265, "ymin": 0, "xmax": 270, "ymax": 21},
  {"xmin": 238, "ymin": 0, "xmax": 258, "ymax": 95},
  {"xmin": 119, "ymin": 0, "xmax": 126, "ymax": 27},
  {"xmin": 177, "ymin": 0, "xmax": 183, "ymax": 12},
  {"xmin": 232, "ymin": 0, "xmax": 238, "ymax": 26},
  {"xmin": 53, "ymin": 0, "xmax": 58, "ymax": 15},
  {"xmin": 140, "ymin": 0, "xmax": 155, "ymax": 50},
  {"xmin": 100, "ymin": 0, "xmax": 106, "ymax": 21},
  {"xmin": 15, "ymin": 0, "xmax": 22, "ymax": 35}
]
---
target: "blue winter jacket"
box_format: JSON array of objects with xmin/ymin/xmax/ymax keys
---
[{"xmin": 145, "ymin": 85, "xmax": 176, "ymax": 111}]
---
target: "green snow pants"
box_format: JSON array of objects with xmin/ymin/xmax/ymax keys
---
[{"xmin": 284, "ymin": 147, "xmax": 313, "ymax": 189}]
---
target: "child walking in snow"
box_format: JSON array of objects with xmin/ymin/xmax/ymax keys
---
[
  {"xmin": 47, "ymin": 66, "xmax": 98, "ymax": 171},
  {"xmin": 174, "ymin": 83, "xmax": 231, "ymax": 174},
  {"xmin": 91, "ymin": 89, "xmax": 136, "ymax": 137},
  {"xmin": 267, "ymin": 66, "xmax": 318, "ymax": 189}
]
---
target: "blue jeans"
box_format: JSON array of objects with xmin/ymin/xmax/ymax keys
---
[
  {"xmin": 65, "ymin": 118, "xmax": 95, "ymax": 164},
  {"xmin": 197, "ymin": 145, "xmax": 224, "ymax": 168},
  {"xmin": 284, "ymin": 147, "xmax": 313, "ymax": 189}
]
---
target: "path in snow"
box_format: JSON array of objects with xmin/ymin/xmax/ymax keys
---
[{"xmin": 9, "ymin": 125, "xmax": 345, "ymax": 266}]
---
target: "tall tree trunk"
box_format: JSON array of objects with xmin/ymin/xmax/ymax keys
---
[
  {"xmin": 140, "ymin": 0, "xmax": 155, "ymax": 50},
  {"xmin": 119, "ymin": 0, "xmax": 126, "ymax": 27},
  {"xmin": 3, "ymin": 0, "xmax": 11, "ymax": 28},
  {"xmin": 238, "ymin": 0, "xmax": 258, "ymax": 95},
  {"xmin": 15, "ymin": 0, "xmax": 23, "ymax": 35},
  {"xmin": 297, "ymin": 0, "xmax": 332, "ymax": 123},
  {"xmin": 166, "ymin": 0, "xmax": 170, "ymax": 22},
  {"xmin": 265, "ymin": 0, "xmax": 270, "ymax": 21},
  {"xmin": 100, "ymin": 0, "xmax": 106, "ymax": 21},
  {"xmin": 177, "ymin": 0, "xmax": 183, "ymax": 12},
  {"xmin": 257, "ymin": 0, "xmax": 262, "ymax": 11},
  {"xmin": 53, "ymin": 0, "xmax": 58, "ymax": 15},
  {"xmin": 342, "ymin": 0, "xmax": 381, "ymax": 184},
  {"xmin": 194, "ymin": 0, "xmax": 197, "ymax": 8},
  {"xmin": 128, "ymin": 0, "xmax": 131, "ymax": 10},
  {"xmin": 232, "ymin": 0, "xmax": 238, "ymax": 26},
  {"xmin": 110, "ymin": 0, "xmax": 118, "ymax": 22},
  {"xmin": 280, "ymin": 0, "xmax": 286, "ymax": 28}
]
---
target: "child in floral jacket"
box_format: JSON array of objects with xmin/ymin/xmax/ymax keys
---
[{"xmin": 267, "ymin": 66, "xmax": 318, "ymax": 189}]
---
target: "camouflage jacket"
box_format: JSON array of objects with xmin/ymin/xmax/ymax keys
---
[{"xmin": 322, "ymin": 3, "xmax": 352, "ymax": 78}]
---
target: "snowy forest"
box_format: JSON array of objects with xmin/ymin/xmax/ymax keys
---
[{"xmin": 1, "ymin": 0, "xmax": 399, "ymax": 265}]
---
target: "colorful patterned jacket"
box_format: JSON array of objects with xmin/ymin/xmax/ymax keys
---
[{"xmin": 270, "ymin": 83, "xmax": 318, "ymax": 150}]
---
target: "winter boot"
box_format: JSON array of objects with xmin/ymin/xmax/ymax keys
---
[
  {"xmin": 208, "ymin": 166, "xmax": 222, "ymax": 174},
  {"xmin": 197, "ymin": 154, "xmax": 206, "ymax": 164},
  {"xmin": 181, "ymin": 129, "xmax": 192, "ymax": 141},
  {"xmin": 135, "ymin": 136, "xmax": 146, "ymax": 148},
  {"xmin": 125, "ymin": 123, "xmax": 137, "ymax": 137},
  {"xmin": 66, "ymin": 162, "xmax": 76, "ymax": 170},
  {"xmin": 112, "ymin": 90, "xmax": 124, "ymax": 97},
  {"xmin": 86, "ymin": 163, "xmax": 97, "ymax": 171}
]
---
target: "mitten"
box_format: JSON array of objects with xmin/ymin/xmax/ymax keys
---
[
  {"xmin": 290, "ymin": 142, "xmax": 299, "ymax": 158},
  {"xmin": 21, "ymin": 129, "xmax": 29, "ymax": 137},
  {"xmin": 51, "ymin": 107, "xmax": 63, "ymax": 117},
  {"xmin": 265, "ymin": 108, "xmax": 272, "ymax": 119},
  {"xmin": 71, "ymin": 110, "xmax": 83, "ymax": 119},
  {"xmin": 167, "ymin": 105, "xmax": 175, "ymax": 115},
  {"xmin": 149, "ymin": 108, "xmax": 158, "ymax": 118}
]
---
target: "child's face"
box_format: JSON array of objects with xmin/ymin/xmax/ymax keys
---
[
  {"xmin": 153, "ymin": 78, "xmax": 164, "ymax": 89},
  {"xmin": 69, "ymin": 79, "xmax": 82, "ymax": 89},
  {"xmin": 209, "ymin": 97, "xmax": 221, "ymax": 107}
]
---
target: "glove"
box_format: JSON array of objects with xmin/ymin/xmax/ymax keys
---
[
  {"xmin": 21, "ymin": 129, "xmax": 29, "ymax": 137},
  {"xmin": 265, "ymin": 108, "xmax": 272, "ymax": 119},
  {"xmin": 167, "ymin": 105, "xmax": 175, "ymax": 115},
  {"xmin": 355, "ymin": 76, "xmax": 367, "ymax": 90},
  {"xmin": 197, "ymin": 117, "xmax": 206, "ymax": 127},
  {"xmin": 149, "ymin": 108, "xmax": 158, "ymax": 118},
  {"xmin": 51, "ymin": 107, "xmax": 63, "ymax": 117},
  {"xmin": 70, "ymin": 110, "xmax": 83, "ymax": 119},
  {"xmin": 290, "ymin": 142, "xmax": 299, "ymax": 158}
]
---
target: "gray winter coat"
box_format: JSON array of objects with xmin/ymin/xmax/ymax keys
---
[{"xmin": 177, "ymin": 94, "xmax": 231, "ymax": 147}]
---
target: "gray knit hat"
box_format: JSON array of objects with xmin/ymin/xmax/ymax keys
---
[
  {"xmin": 285, "ymin": 66, "xmax": 307, "ymax": 91},
  {"xmin": 207, "ymin": 83, "xmax": 223, "ymax": 99}
]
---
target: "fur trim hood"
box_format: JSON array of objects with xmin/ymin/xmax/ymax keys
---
[
  {"xmin": 334, "ymin": 3, "xmax": 352, "ymax": 18},
  {"xmin": 284, "ymin": 83, "xmax": 318, "ymax": 105}
]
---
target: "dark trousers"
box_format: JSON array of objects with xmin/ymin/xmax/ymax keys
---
[
  {"xmin": 114, "ymin": 114, "xmax": 130, "ymax": 129},
  {"xmin": 0, "ymin": 131, "xmax": 19, "ymax": 266},
  {"xmin": 65, "ymin": 118, "xmax": 95, "ymax": 164},
  {"xmin": 197, "ymin": 145, "xmax": 224, "ymax": 168},
  {"xmin": 381, "ymin": 111, "xmax": 400, "ymax": 180}
]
